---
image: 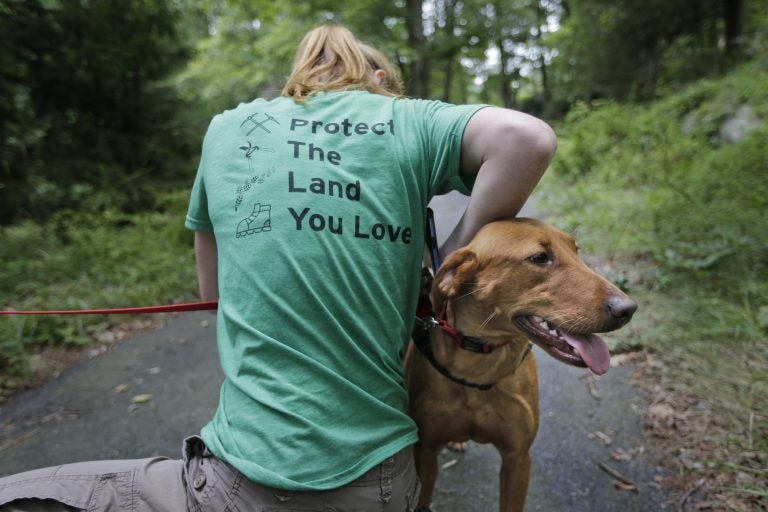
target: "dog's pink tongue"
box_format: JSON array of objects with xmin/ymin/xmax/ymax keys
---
[{"xmin": 561, "ymin": 332, "xmax": 611, "ymax": 375}]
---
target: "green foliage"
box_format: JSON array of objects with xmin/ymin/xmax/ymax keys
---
[
  {"xmin": 0, "ymin": 190, "xmax": 198, "ymax": 397},
  {"xmin": 541, "ymin": 59, "xmax": 768, "ymax": 324},
  {"xmin": 540, "ymin": 64, "xmax": 768, "ymax": 493},
  {"xmin": 549, "ymin": 0, "xmax": 764, "ymax": 101},
  {"xmin": 0, "ymin": 0, "xmax": 199, "ymax": 224},
  {"xmin": 174, "ymin": 0, "xmax": 407, "ymax": 124}
]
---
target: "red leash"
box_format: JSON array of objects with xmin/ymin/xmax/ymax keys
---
[{"xmin": 0, "ymin": 301, "xmax": 218, "ymax": 315}]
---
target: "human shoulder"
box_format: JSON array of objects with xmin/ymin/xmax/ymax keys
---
[
  {"xmin": 392, "ymin": 96, "xmax": 485, "ymax": 119},
  {"xmin": 202, "ymin": 97, "xmax": 290, "ymax": 138},
  {"xmin": 215, "ymin": 98, "xmax": 271, "ymax": 122}
]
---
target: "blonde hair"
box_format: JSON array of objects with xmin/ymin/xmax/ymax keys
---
[{"xmin": 281, "ymin": 25, "xmax": 404, "ymax": 101}]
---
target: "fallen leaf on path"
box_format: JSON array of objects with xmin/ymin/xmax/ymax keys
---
[
  {"xmin": 611, "ymin": 449, "xmax": 631, "ymax": 461},
  {"xmin": 130, "ymin": 394, "xmax": 153, "ymax": 404},
  {"xmin": 597, "ymin": 461, "xmax": 638, "ymax": 490},
  {"xmin": 611, "ymin": 446, "xmax": 645, "ymax": 461},
  {"xmin": 442, "ymin": 459, "xmax": 458, "ymax": 469},
  {"xmin": 586, "ymin": 376, "xmax": 602, "ymax": 401},
  {"xmin": 614, "ymin": 481, "xmax": 639, "ymax": 492},
  {"xmin": 87, "ymin": 346, "xmax": 107, "ymax": 358},
  {"xmin": 114, "ymin": 384, "xmax": 129, "ymax": 394},
  {"xmin": 610, "ymin": 351, "xmax": 640, "ymax": 368},
  {"xmin": 648, "ymin": 402, "xmax": 676, "ymax": 429},
  {"xmin": 589, "ymin": 430, "xmax": 613, "ymax": 445}
]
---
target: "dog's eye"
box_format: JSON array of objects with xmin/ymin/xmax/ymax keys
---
[{"xmin": 528, "ymin": 252, "xmax": 552, "ymax": 265}]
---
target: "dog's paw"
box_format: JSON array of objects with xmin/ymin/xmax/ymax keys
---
[{"xmin": 446, "ymin": 441, "xmax": 468, "ymax": 452}]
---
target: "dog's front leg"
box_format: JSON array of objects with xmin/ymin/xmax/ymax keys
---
[
  {"xmin": 413, "ymin": 441, "xmax": 441, "ymax": 511},
  {"xmin": 498, "ymin": 451, "xmax": 532, "ymax": 512}
]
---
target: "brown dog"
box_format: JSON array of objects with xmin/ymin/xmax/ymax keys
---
[{"xmin": 407, "ymin": 218, "xmax": 637, "ymax": 512}]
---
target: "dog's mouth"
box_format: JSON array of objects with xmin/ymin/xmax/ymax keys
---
[{"xmin": 513, "ymin": 316, "xmax": 611, "ymax": 375}]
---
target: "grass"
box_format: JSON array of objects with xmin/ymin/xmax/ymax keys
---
[
  {"xmin": 538, "ymin": 58, "xmax": 767, "ymax": 510},
  {"xmin": 0, "ymin": 189, "xmax": 199, "ymax": 400}
]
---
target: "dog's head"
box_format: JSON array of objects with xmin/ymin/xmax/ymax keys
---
[{"xmin": 433, "ymin": 218, "xmax": 636, "ymax": 375}]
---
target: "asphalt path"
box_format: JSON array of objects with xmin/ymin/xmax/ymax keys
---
[{"xmin": 0, "ymin": 192, "xmax": 667, "ymax": 511}]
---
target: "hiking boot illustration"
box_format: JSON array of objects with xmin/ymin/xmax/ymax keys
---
[{"xmin": 236, "ymin": 203, "xmax": 272, "ymax": 238}]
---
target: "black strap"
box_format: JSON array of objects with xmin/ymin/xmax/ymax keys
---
[
  {"xmin": 412, "ymin": 320, "xmax": 497, "ymax": 390},
  {"xmin": 412, "ymin": 318, "xmax": 533, "ymax": 391},
  {"xmin": 425, "ymin": 207, "xmax": 441, "ymax": 271}
]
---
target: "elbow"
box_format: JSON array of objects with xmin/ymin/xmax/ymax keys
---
[
  {"xmin": 536, "ymin": 121, "xmax": 558, "ymax": 163},
  {"xmin": 486, "ymin": 115, "xmax": 557, "ymax": 185},
  {"xmin": 514, "ymin": 118, "xmax": 557, "ymax": 169}
]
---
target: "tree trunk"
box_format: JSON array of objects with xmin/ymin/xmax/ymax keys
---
[
  {"xmin": 723, "ymin": 0, "xmax": 744, "ymax": 57},
  {"xmin": 441, "ymin": 0, "xmax": 457, "ymax": 102},
  {"xmin": 442, "ymin": 60, "xmax": 454, "ymax": 102},
  {"xmin": 498, "ymin": 42, "xmax": 514, "ymax": 108},
  {"xmin": 535, "ymin": 0, "xmax": 551, "ymax": 102},
  {"xmin": 458, "ymin": 61, "xmax": 468, "ymax": 104},
  {"xmin": 493, "ymin": 0, "xmax": 514, "ymax": 108},
  {"xmin": 406, "ymin": 0, "xmax": 429, "ymax": 98}
]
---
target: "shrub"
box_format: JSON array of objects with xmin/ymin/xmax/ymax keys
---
[{"xmin": 0, "ymin": 190, "xmax": 198, "ymax": 398}]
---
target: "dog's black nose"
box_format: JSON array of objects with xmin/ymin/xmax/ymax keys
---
[{"xmin": 606, "ymin": 295, "xmax": 637, "ymax": 322}]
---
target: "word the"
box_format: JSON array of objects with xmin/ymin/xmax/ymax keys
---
[{"xmin": 287, "ymin": 141, "xmax": 341, "ymax": 165}]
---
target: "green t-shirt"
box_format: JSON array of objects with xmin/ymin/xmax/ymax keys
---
[{"xmin": 185, "ymin": 90, "xmax": 485, "ymax": 490}]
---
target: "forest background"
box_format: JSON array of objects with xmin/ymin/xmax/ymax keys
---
[{"xmin": 1, "ymin": 0, "xmax": 766, "ymax": 509}]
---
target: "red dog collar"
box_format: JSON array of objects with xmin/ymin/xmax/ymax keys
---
[{"xmin": 436, "ymin": 303, "xmax": 507, "ymax": 354}]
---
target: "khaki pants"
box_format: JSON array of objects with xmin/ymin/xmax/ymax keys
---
[{"xmin": 0, "ymin": 437, "xmax": 420, "ymax": 511}]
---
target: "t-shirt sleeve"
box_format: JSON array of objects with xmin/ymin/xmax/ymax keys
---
[
  {"xmin": 422, "ymin": 101, "xmax": 488, "ymax": 197},
  {"xmin": 185, "ymin": 122, "xmax": 216, "ymax": 233}
]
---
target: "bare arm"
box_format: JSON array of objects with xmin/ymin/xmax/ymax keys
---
[
  {"xmin": 194, "ymin": 231, "xmax": 219, "ymax": 301},
  {"xmin": 440, "ymin": 107, "xmax": 557, "ymax": 257}
]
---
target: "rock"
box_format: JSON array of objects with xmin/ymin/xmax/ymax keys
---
[{"xmin": 719, "ymin": 105, "xmax": 761, "ymax": 143}]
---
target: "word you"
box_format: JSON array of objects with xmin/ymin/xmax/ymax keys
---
[{"xmin": 287, "ymin": 208, "xmax": 412, "ymax": 244}]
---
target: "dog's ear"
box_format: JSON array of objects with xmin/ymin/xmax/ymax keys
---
[{"xmin": 434, "ymin": 248, "xmax": 478, "ymax": 300}]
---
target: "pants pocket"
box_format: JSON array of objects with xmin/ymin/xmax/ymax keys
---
[
  {"xmin": 0, "ymin": 498, "xmax": 81, "ymax": 512},
  {"xmin": 0, "ymin": 463, "xmax": 119, "ymax": 511},
  {"xmin": 406, "ymin": 476, "xmax": 422, "ymax": 512}
]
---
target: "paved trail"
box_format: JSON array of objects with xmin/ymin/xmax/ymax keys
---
[{"xmin": 0, "ymin": 192, "xmax": 667, "ymax": 511}]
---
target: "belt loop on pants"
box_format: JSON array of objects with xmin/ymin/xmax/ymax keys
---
[{"xmin": 379, "ymin": 454, "xmax": 394, "ymax": 503}]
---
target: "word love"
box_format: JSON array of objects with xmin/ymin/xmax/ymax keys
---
[{"xmin": 287, "ymin": 208, "xmax": 412, "ymax": 245}]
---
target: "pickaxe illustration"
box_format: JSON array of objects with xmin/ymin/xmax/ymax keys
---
[{"xmin": 240, "ymin": 113, "xmax": 280, "ymax": 135}]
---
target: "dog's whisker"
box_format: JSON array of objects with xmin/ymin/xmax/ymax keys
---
[
  {"xmin": 549, "ymin": 312, "xmax": 578, "ymax": 324},
  {"xmin": 477, "ymin": 311, "xmax": 497, "ymax": 332},
  {"xmin": 540, "ymin": 311, "xmax": 578, "ymax": 325},
  {"xmin": 533, "ymin": 311, "xmax": 593, "ymax": 333},
  {"xmin": 455, "ymin": 283, "xmax": 493, "ymax": 301},
  {"xmin": 559, "ymin": 315, "xmax": 591, "ymax": 332},
  {"xmin": 456, "ymin": 288, "xmax": 484, "ymax": 300}
]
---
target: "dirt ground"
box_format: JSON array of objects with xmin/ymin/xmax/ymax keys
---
[{"xmin": 633, "ymin": 353, "xmax": 767, "ymax": 512}]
